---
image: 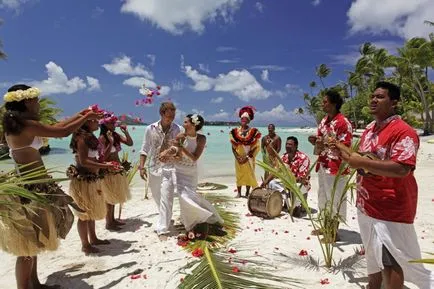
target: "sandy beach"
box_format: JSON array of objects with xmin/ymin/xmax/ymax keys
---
[{"xmin": 1, "ymin": 137, "xmax": 433, "ymax": 289}]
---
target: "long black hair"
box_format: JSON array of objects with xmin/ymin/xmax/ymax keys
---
[
  {"xmin": 70, "ymin": 123, "xmax": 100, "ymax": 154},
  {"xmin": 2, "ymin": 84, "xmax": 34, "ymax": 135},
  {"xmin": 186, "ymin": 114, "xmax": 205, "ymax": 131}
]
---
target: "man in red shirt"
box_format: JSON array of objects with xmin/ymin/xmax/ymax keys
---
[
  {"xmin": 309, "ymin": 90, "xmax": 353, "ymax": 240},
  {"xmin": 338, "ymin": 82, "xmax": 433, "ymax": 289},
  {"xmin": 262, "ymin": 136, "xmax": 311, "ymax": 217}
]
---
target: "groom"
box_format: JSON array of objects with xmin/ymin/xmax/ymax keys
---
[{"xmin": 139, "ymin": 102, "xmax": 181, "ymax": 240}]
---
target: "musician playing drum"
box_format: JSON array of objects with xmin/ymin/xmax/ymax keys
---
[{"xmin": 261, "ymin": 136, "xmax": 311, "ymax": 217}]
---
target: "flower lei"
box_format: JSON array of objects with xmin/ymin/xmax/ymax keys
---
[
  {"xmin": 191, "ymin": 114, "xmax": 200, "ymax": 126},
  {"xmin": 3, "ymin": 87, "xmax": 40, "ymax": 103}
]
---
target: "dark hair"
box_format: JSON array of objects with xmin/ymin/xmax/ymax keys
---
[
  {"xmin": 186, "ymin": 114, "xmax": 204, "ymax": 131},
  {"xmin": 70, "ymin": 123, "xmax": 99, "ymax": 154},
  {"xmin": 325, "ymin": 90, "xmax": 344, "ymax": 111},
  {"xmin": 375, "ymin": 81, "xmax": 401, "ymax": 101},
  {"xmin": 100, "ymin": 123, "xmax": 121, "ymax": 149},
  {"xmin": 268, "ymin": 124, "xmax": 275, "ymax": 129},
  {"xmin": 2, "ymin": 84, "xmax": 33, "ymax": 135},
  {"xmin": 286, "ymin": 136, "xmax": 298, "ymax": 147}
]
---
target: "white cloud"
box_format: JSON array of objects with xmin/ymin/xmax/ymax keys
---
[
  {"xmin": 123, "ymin": 77, "xmax": 171, "ymax": 96},
  {"xmin": 347, "ymin": 0, "xmax": 434, "ymax": 39},
  {"xmin": 211, "ymin": 96, "xmax": 224, "ymax": 103},
  {"xmin": 86, "ymin": 76, "xmax": 101, "ymax": 91},
  {"xmin": 31, "ymin": 62, "xmax": 87, "ymax": 95},
  {"xmin": 0, "ymin": 0, "xmax": 29, "ymax": 9},
  {"xmin": 261, "ymin": 69, "xmax": 270, "ymax": 82},
  {"xmin": 207, "ymin": 111, "xmax": 230, "ymax": 121},
  {"xmin": 217, "ymin": 59, "xmax": 240, "ymax": 63},
  {"xmin": 216, "ymin": 46, "xmax": 238, "ymax": 52},
  {"xmin": 199, "ymin": 63, "xmax": 211, "ymax": 73},
  {"xmin": 91, "ymin": 6, "xmax": 104, "ymax": 18},
  {"xmin": 285, "ymin": 84, "xmax": 303, "ymax": 96},
  {"xmin": 184, "ymin": 65, "xmax": 272, "ymax": 101},
  {"xmin": 250, "ymin": 65, "xmax": 286, "ymax": 71},
  {"xmin": 255, "ymin": 104, "xmax": 306, "ymax": 123},
  {"xmin": 312, "ymin": 0, "xmax": 321, "ymax": 6},
  {"xmin": 102, "ymin": 56, "xmax": 153, "ymax": 79},
  {"xmin": 172, "ymin": 80, "xmax": 184, "ymax": 91},
  {"xmin": 146, "ymin": 54, "xmax": 156, "ymax": 66},
  {"xmin": 255, "ymin": 2, "xmax": 264, "ymax": 13},
  {"xmin": 120, "ymin": 0, "xmax": 243, "ymax": 35},
  {"xmin": 180, "ymin": 54, "xmax": 185, "ymax": 70}
]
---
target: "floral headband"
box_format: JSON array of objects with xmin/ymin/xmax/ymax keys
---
[
  {"xmin": 3, "ymin": 87, "xmax": 40, "ymax": 103},
  {"xmin": 99, "ymin": 111, "xmax": 119, "ymax": 125},
  {"xmin": 190, "ymin": 114, "xmax": 201, "ymax": 126}
]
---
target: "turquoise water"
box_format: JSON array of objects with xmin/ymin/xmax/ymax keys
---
[{"xmin": 0, "ymin": 126, "xmax": 314, "ymax": 179}]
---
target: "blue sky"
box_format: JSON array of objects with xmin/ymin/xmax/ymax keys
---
[{"xmin": 1, "ymin": 0, "xmax": 433, "ymax": 125}]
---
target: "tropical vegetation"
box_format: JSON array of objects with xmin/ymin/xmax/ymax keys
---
[{"xmin": 299, "ymin": 23, "xmax": 434, "ymax": 135}]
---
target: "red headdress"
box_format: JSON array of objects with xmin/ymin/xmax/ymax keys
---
[{"xmin": 239, "ymin": 106, "xmax": 256, "ymax": 121}]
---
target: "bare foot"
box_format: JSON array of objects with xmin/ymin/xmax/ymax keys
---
[
  {"xmin": 114, "ymin": 219, "xmax": 126, "ymax": 226},
  {"xmin": 105, "ymin": 224, "xmax": 122, "ymax": 231},
  {"xmin": 90, "ymin": 239, "xmax": 111, "ymax": 245},
  {"xmin": 158, "ymin": 234, "xmax": 168, "ymax": 241},
  {"xmin": 82, "ymin": 245, "xmax": 100, "ymax": 255}
]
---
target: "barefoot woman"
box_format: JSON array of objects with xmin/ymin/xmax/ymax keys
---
[
  {"xmin": 68, "ymin": 114, "xmax": 118, "ymax": 255},
  {"xmin": 99, "ymin": 112, "xmax": 133, "ymax": 230},
  {"xmin": 1, "ymin": 84, "xmax": 100, "ymax": 289}
]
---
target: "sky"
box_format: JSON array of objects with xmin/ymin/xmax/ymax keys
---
[{"xmin": 0, "ymin": 0, "xmax": 433, "ymax": 126}]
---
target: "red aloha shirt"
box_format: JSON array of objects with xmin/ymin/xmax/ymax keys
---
[
  {"xmin": 356, "ymin": 115, "xmax": 419, "ymax": 224},
  {"xmin": 316, "ymin": 113, "xmax": 353, "ymax": 175},
  {"xmin": 282, "ymin": 151, "xmax": 311, "ymax": 192}
]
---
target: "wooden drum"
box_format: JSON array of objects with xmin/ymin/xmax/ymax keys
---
[{"xmin": 248, "ymin": 188, "xmax": 283, "ymax": 218}]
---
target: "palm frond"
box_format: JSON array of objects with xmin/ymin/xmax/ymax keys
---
[{"xmin": 410, "ymin": 253, "xmax": 434, "ymax": 264}]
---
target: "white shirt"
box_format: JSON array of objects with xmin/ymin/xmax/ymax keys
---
[{"xmin": 140, "ymin": 121, "xmax": 181, "ymax": 176}]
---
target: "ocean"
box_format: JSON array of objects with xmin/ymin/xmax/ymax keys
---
[{"xmin": 0, "ymin": 126, "xmax": 315, "ymax": 180}]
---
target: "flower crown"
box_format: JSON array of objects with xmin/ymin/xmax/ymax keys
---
[
  {"xmin": 3, "ymin": 87, "xmax": 40, "ymax": 103},
  {"xmin": 191, "ymin": 114, "xmax": 201, "ymax": 126},
  {"xmin": 99, "ymin": 111, "xmax": 119, "ymax": 125}
]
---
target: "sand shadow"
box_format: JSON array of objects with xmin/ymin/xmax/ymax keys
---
[
  {"xmin": 334, "ymin": 229, "xmax": 363, "ymax": 251},
  {"xmin": 47, "ymin": 147, "xmax": 70, "ymax": 155},
  {"xmin": 341, "ymin": 270, "xmax": 411, "ymax": 289},
  {"xmin": 96, "ymin": 239, "xmax": 140, "ymax": 257},
  {"xmin": 45, "ymin": 261, "xmax": 137, "ymax": 289},
  {"xmin": 117, "ymin": 218, "xmax": 152, "ymax": 233}
]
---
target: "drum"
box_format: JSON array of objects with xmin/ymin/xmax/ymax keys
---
[{"xmin": 248, "ymin": 188, "xmax": 283, "ymax": 218}]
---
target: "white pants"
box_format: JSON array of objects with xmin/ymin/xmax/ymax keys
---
[
  {"xmin": 358, "ymin": 210, "xmax": 434, "ymax": 289},
  {"xmin": 268, "ymin": 179, "xmax": 307, "ymax": 206},
  {"xmin": 148, "ymin": 169, "xmax": 176, "ymax": 235},
  {"xmin": 317, "ymin": 166, "xmax": 347, "ymax": 222}
]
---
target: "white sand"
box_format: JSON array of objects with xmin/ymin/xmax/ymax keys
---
[{"xmin": 1, "ymin": 139, "xmax": 434, "ymax": 289}]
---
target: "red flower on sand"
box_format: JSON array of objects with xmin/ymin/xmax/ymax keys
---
[
  {"xmin": 177, "ymin": 236, "xmax": 189, "ymax": 247},
  {"xmin": 228, "ymin": 248, "xmax": 237, "ymax": 254},
  {"xmin": 130, "ymin": 274, "xmax": 141, "ymax": 280},
  {"xmin": 299, "ymin": 250, "xmax": 308, "ymax": 256},
  {"xmin": 192, "ymin": 248, "xmax": 204, "ymax": 258},
  {"xmin": 320, "ymin": 278, "xmax": 330, "ymax": 285},
  {"xmin": 232, "ymin": 266, "xmax": 240, "ymax": 273}
]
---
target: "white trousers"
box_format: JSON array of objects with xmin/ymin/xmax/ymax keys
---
[
  {"xmin": 268, "ymin": 179, "xmax": 307, "ymax": 206},
  {"xmin": 148, "ymin": 169, "xmax": 176, "ymax": 235},
  {"xmin": 317, "ymin": 166, "xmax": 347, "ymax": 222},
  {"xmin": 358, "ymin": 210, "xmax": 434, "ymax": 289}
]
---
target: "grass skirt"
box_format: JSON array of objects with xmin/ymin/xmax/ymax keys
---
[
  {"xmin": 69, "ymin": 179, "xmax": 106, "ymax": 221},
  {"xmin": 101, "ymin": 173, "xmax": 130, "ymax": 205},
  {"xmin": 0, "ymin": 197, "xmax": 59, "ymax": 256}
]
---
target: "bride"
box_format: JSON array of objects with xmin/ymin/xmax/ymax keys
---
[{"xmin": 160, "ymin": 114, "xmax": 223, "ymax": 238}]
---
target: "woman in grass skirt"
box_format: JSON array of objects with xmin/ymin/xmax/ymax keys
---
[
  {"xmin": 1, "ymin": 84, "xmax": 101, "ymax": 289},
  {"xmin": 68, "ymin": 114, "xmax": 119, "ymax": 255},
  {"xmin": 98, "ymin": 112, "xmax": 133, "ymax": 231}
]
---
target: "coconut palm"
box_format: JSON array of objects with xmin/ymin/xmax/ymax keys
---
[
  {"xmin": 315, "ymin": 64, "xmax": 331, "ymax": 89},
  {"xmin": 0, "ymin": 19, "xmax": 6, "ymax": 60}
]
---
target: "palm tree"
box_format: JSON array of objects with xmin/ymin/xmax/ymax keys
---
[
  {"xmin": 0, "ymin": 19, "xmax": 6, "ymax": 60},
  {"xmin": 315, "ymin": 64, "xmax": 331, "ymax": 89}
]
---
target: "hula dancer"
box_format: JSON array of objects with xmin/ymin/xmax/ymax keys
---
[
  {"xmin": 68, "ymin": 113, "xmax": 119, "ymax": 255},
  {"xmin": 1, "ymin": 84, "xmax": 100, "ymax": 289},
  {"xmin": 230, "ymin": 106, "xmax": 261, "ymax": 198},
  {"xmin": 99, "ymin": 112, "xmax": 133, "ymax": 231}
]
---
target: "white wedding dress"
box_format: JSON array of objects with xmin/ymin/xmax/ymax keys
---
[{"xmin": 176, "ymin": 135, "xmax": 224, "ymax": 231}]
